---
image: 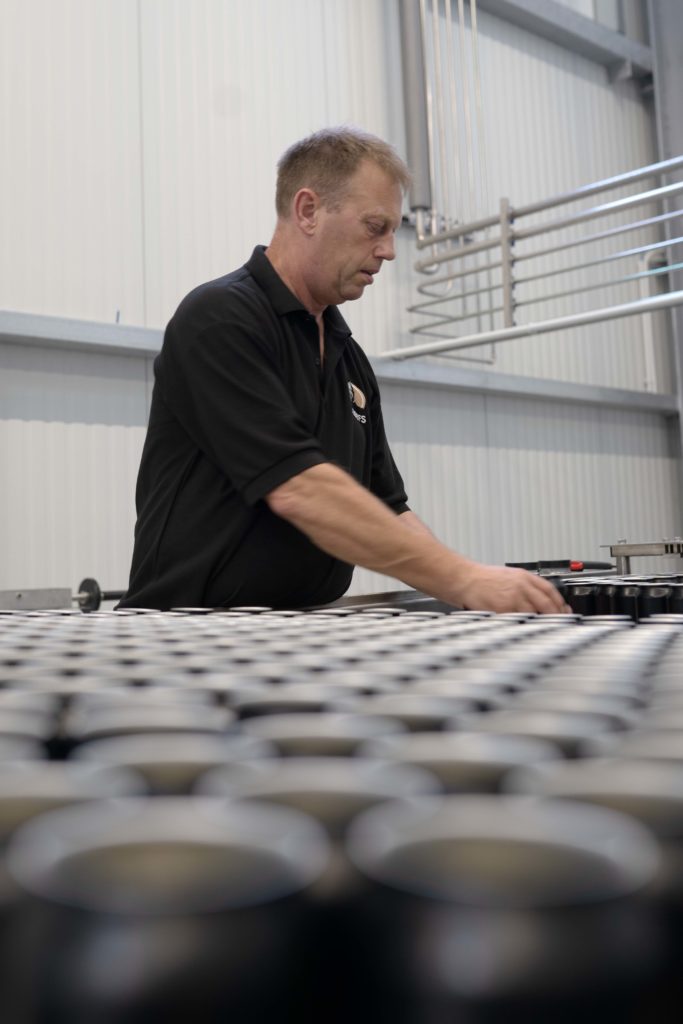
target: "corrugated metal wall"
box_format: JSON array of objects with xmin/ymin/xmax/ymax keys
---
[{"xmin": 1, "ymin": 0, "xmax": 679, "ymax": 599}]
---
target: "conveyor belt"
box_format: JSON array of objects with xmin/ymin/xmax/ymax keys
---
[{"xmin": 0, "ymin": 601, "xmax": 682, "ymax": 1022}]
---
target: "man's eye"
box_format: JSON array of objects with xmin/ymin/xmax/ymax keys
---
[{"xmin": 367, "ymin": 222, "xmax": 384, "ymax": 235}]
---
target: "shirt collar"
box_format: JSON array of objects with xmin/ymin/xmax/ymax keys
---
[{"xmin": 246, "ymin": 245, "xmax": 352, "ymax": 339}]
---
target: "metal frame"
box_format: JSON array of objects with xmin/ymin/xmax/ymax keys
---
[
  {"xmin": 394, "ymin": 153, "xmax": 683, "ymax": 358},
  {"xmin": 397, "ymin": 0, "xmax": 678, "ymax": 382},
  {"xmin": 475, "ymin": 0, "xmax": 651, "ymax": 78},
  {"xmin": 609, "ymin": 540, "xmax": 683, "ymax": 575}
]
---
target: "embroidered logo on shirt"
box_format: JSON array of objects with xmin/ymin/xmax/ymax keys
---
[{"xmin": 348, "ymin": 381, "xmax": 367, "ymax": 423}]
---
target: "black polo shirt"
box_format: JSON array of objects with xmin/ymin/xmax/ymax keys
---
[{"xmin": 120, "ymin": 246, "xmax": 409, "ymax": 609}]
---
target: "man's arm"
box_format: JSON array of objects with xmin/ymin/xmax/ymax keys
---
[
  {"xmin": 399, "ymin": 509, "xmax": 436, "ymax": 538},
  {"xmin": 266, "ymin": 463, "xmax": 568, "ymax": 614}
]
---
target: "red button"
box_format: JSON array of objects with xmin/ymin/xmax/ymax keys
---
[{"xmin": 569, "ymin": 561, "xmax": 584, "ymax": 572}]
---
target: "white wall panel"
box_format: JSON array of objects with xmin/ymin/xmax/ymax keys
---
[
  {"xmin": 0, "ymin": 343, "xmax": 148, "ymax": 593},
  {"xmin": 139, "ymin": 0, "xmax": 407, "ymax": 328},
  {"xmin": 0, "ymin": 0, "xmax": 145, "ymax": 324},
  {"xmin": 483, "ymin": 396, "xmax": 681, "ymax": 567},
  {"xmin": 139, "ymin": 0, "xmax": 326, "ymax": 325}
]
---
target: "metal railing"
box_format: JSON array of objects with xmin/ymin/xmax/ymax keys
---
[{"xmin": 384, "ymin": 154, "xmax": 683, "ymax": 360}]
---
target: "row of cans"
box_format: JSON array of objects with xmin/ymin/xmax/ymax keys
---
[{"xmin": 560, "ymin": 575, "xmax": 683, "ymax": 619}]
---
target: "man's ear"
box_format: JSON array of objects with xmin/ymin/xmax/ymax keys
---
[{"xmin": 292, "ymin": 187, "xmax": 320, "ymax": 235}]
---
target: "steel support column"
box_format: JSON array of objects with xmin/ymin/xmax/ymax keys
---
[
  {"xmin": 648, "ymin": 0, "xmax": 683, "ymax": 497},
  {"xmin": 398, "ymin": 0, "xmax": 432, "ymax": 216}
]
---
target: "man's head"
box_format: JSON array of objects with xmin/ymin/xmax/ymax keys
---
[
  {"xmin": 275, "ymin": 127, "xmax": 411, "ymax": 219},
  {"xmin": 269, "ymin": 128, "xmax": 410, "ymax": 314}
]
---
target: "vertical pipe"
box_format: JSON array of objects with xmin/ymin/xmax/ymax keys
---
[
  {"xmin": 470, "ymin": 0, "xmax": 495, "ymax": 337},
  {"xmin": 457, "ymin": 0, "xmax": 476, "ymax": 225},
  {"xmin": 500, "ymin": 197, "xmax": 515, "ymax": 328},
  {"xmin": 616, "ymin": 554, "xmax": 631, "ymax": 575},
  {"xmin": 399, "ymin": 0, "xmax": 432, "ymax": 212},
  {"xmin": 639, "ymin": 250, "xmax": 665, "ymax": 393},
  {"xmin": 444, "ymin": 0, "xmax": 462, "ymax": 227},
  {"xmin": 431, "ymin": 0, "xmax": 449, "ymax": 219},
  {"xmin": 419, "ymin": 0, "xmax": 438, "ymax": 238}
]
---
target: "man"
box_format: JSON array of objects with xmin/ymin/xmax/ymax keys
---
[{"xmin": 120, "ymin": 127, "xmax": 567, "ymax": 614}]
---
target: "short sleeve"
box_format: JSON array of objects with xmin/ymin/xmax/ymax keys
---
[{"xmin": 157, "ymin": 314, "xmax": 327, "ymax": 505}]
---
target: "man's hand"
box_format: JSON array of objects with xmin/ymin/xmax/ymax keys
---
[{"xmin": 455, "ymin": 562, "xmax": 570, "ymax": 614}]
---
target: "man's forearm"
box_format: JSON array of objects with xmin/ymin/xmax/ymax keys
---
[
  {"xmin": 267, "ymin": 463, "xmax": 474, "ymax": 605},
  {"xmin": 266, "ymin": 463, "xmax": 569, "ymax": 614},
  {"xmin": 399, "ymin": 509, "xmax": 435, "ymax": 539}
]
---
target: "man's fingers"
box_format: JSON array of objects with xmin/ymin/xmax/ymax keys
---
[
  {"xmin": 461, "ymin": 566, "xmax": 573, "ymax": 615},
  {"xmin": 528, "ymin": 576, "xmax": 569, "ymax": 614}
]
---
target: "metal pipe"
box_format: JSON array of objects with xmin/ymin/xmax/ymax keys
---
[
  {"xmin": 640, "ymin": 249, "xmax": 668, "ymax": 393},
  {"xmin": 457, "ymin": 0, "xmax": 476, "ymax": 223},
  {"xmin": 432, "ymin": 0, "xmax": 449, "ymax": 221},
  {"xmin": 416, "ymin": 257, "xmax": 503, "ymax": 289},
  {"xmin": 416, "ymin": 215, "xmax": 683, "ymax": 278},
  {"xmin": 615, "ymin": 554, "xmax": 631, "ymax": 575},
  {"xmin": 416, "ymin": 182, "xmax": 683, "ymax": 252},
  {"xmin": 512, "ymin": 182, "xmax": 683, "ymax": 241},
  {"xmin": 415, "ymin": 209, "xmax": 429, "ymax": 242},
  {"xmin": 470, "ymin": 0, "xmax": 488, "ymax": 217},
  {"xmin": 414, "ymin": 232, "xmax": 501, "ymax": 271},
  {"xmin": 444, "ymin": 0, "xmax": 463, "ymax": 225},
  {"xmin": 470, "ymin": 0, "xmax": 494, "ymax": 336},
  {"xmin": 500, "ymin": 197, "xmax": 515, "ymax": 327},
  {"xmin": 442, "ymin": 0, "xmax": 472, "ymax": 330},
  {"xmin": 399, "ymin": 0, "xmax": 432, "ymax": 212},
  {"xmin": 409, "ymin": 279, "xmax": 502, "ymax": 313},
  {"xmin": 416, "ymin": 210, "xmax": 500, "ymax": 248},
  {"xmin": 512, "ymin": 153, "xmax": 683, "ymax": 218},
  {"xmin": 515, "ymin": 262, "xmax": 683, "ymax": 308},
  {"xmin": 514, "ymin": 236, "xmax": 683, "ymax": 286},
  {"xmin": 416, "ymin": 160, "xmax": 683, "ymax": 250},
  {"xmin": 513, "ymin": 209, "xmax": 683, "ymax": 264},
  {"xmin": 422, "ymin": 0, "xmax": 437, "ymax": 228},
  {"xmin": 382, "ymin": 290, "xmax": 683, "ymax": 359},
  {"xmin": 409, "ymin": 305, "xmax": 505, "ymax": 334}
]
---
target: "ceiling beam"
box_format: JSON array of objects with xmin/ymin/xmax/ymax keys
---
[{"xmin": 477, "ymin": 0, "xmax": 652, "ymax": 78}]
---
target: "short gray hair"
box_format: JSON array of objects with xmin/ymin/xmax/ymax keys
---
[{"xmin": 275, "ymin": 126, "xmax": 411, "ymax": 217}]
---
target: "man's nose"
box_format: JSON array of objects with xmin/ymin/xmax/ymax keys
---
[{"xmin": 375, "ymin": 233, "xmax": 396, "ymax": 262}]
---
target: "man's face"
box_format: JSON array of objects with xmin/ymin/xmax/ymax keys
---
[{"xmin": 308, "ymin": 160, "xmax": 403, "ymax": 309}]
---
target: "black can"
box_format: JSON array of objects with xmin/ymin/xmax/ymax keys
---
[{"xmin": 346, "ymin": 795, "xmax": 663, "ymax": 1024}]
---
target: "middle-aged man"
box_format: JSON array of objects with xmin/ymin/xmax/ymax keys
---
[{"xmin": 119, "ymin": 127, "xmax": 568, "ymax": 615}]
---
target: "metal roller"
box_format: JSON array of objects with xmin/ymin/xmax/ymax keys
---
[{"xmin": 74, "ymin": 579, "xmax": 125, "ymax": 613}]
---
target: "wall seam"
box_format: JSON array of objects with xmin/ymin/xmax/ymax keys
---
[{"xmin": 136, "ymin": 0, "xmax": 148, "ymax": 326}]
